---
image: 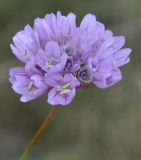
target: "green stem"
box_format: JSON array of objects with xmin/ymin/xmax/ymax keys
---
[{"xmin": 20, "ymin": 107, "xmax": 60, "ymax": 160}]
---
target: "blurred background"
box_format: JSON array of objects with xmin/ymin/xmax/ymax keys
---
[{"xmin": 0, "ymin": 0, "xmax": 140, "ymax": 159}]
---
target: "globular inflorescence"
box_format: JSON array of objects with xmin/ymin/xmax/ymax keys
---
[{"xmin": 9, "ymin": 12, "xmax": 132, "ymax": 105}]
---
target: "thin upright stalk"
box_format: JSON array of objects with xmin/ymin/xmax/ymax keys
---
[{"xmin": 20, "ymin": 107, "xmax": 60, "ymax": 160}]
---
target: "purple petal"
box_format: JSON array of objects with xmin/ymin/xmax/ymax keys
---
[
  {"xmin": 47, "ymin": 88, "xmax": 59, "ymax": 105},
  {"xmin": 106, "ymin": 68, "xmax": 122, "ymax": 87},
  {"xmin": 114, "ymin": 48, "xmax": 132, "ymax": 67},
  {"xmin": 56, "ymin": 88, "xmax": 76, "ymax": 106},
  {"xmin": 80, "ymin": 14, "xmax": 96, "ymax": 33},
  {"xmin": 45, "ymin": 41, "xmax": 61, "ymax": 58},
  {"xmin": 10, "ymin": 44, "xmax": 27, "ymax": 63},
  {"xmin": 48, "ymin": 87, "xmax": 76, "ymax": 106},
  {"xmin": 9, "ymin": 66, "xmax": 25, "ymax": 83},
  {"xmin": 25, "ymin": 60, "xmax": 42, "ymax": 76},
  {"xmin": 101, "ymin": 37, "xmax": 114, "ymax": 50},
  {"xmin": 50, "ymin": 53, "xmax": 67, "ymax": 73},
  {"xmin": 45, "ymin": 73, "xmax": 64, "ymax": 87},
  {"xmin": 67, "ymin": 13, "xmax": 76, "ymax": 33},
  {"xmin": 31, "ymin": 75, "xmax": 47, "ymax": 89},
  {"xmin": 111, "ymin": 36, "xmax": 125, "ymax": 52},
  {"xmin": 92, "ymin": 73, "xmax": 107, "ymax": 89},
  {"xmin": 34, "ymin": 18, "xmax": 52, "ymax": 46}
]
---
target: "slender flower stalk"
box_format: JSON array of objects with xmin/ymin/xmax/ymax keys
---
[{"xmin": 20, "ymin": 107, "xmax": 60, "ymax": 160}]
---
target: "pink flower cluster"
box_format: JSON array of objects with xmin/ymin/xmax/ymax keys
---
[{"xmin": 9, "ymin": 12, "xmax": 132, "ymax": 105}]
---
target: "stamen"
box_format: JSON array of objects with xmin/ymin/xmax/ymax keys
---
[
  {"xmin": 61, "ymin": 43, "xmax": 74, "ymax": 57},
  {"xmin": 45, "ymin": 60, "xmax": 53, "ymax": 69},
  {"xmin": 112, "ymin": 61, "xmax": 116, "ymax": 66},
  {"xmin": 28, "ymin": 81, "xmax": 34, "ymax": 90},
  {"xmin": 62, "ymin": 83, "xmax": 70, "ymax": 89},
  {"xmin": 60, "ymin": 89, "xmax": 71, "ymax": 94},
  {"xmin": 45, "ymin": 59, "xmax": 59, "ymax": 69},
  {"xmin": 24, "ymin": 51, "xmax": 29, "ymax": 59},
  {"xmin": 28, "ymin": 81, "xmax": 36, "ymax": 95},
  {"xmin": 57, "ymin": 83, "xmax": 71, "ymax": 94}
]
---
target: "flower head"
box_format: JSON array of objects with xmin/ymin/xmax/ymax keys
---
[{"xmin": 9, "ymin": 12, "xmax": 132, "ymax": 106}]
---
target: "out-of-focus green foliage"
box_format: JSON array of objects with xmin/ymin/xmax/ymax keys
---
[{"xmin": 0, "ymin": 0, "xmax": 141, "ymax": 159}]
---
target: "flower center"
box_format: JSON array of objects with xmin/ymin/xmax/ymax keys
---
[
  {"xmin": 112, "ymin": 60, "xmax": 116, "ymax": 66},
  {"xmin": 57, "ymin": 83, "xmax": 71, "ymax": 94},
  {"xmin": 45, "ymin": 59, "xmax": 59, "ymax": 69},
  {"xmin": 77, "ymin": 67, "xmax": 92, "ymax": 83},
  {"xmin": 28, "ymin": 81, "xmax": 36, "ymax": 94},
  {"xmin": 61, "ymin": 43, "xmax": 74, "ymax": 57},
  {"xmin": 24, "ymin": 51, "xmax": 30, "ymax": 59}
]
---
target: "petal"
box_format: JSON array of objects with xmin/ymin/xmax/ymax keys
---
[
  {"xmin": 93, "ymin": 68, "xmax": 122, "ymax": 89},
  {"xmin": 34, "ymin": 18, "xmax": 52, "ymax": 44},
  {"xmin": 11, "ymin": 25, "xmax": 39, "ymax": 62},
  {"xmin": 114, "ymin": 48, "xmax": 132, "ymax": 67},
  {"xmin": 98, "ymin": 48, "xmax": 113, "ymax": 61},
  {"xmin": 48, "ymin": 87, "xmax": 76, "ymax": 106},
  {"xmin": 47, "ymin": 88, "xmax": 59, "ymax": 105},
  {"xmin": 57, "ymin": 88, "xmax": 76, "ymax": 105},
  {"xmin": 64, "ymin": 74, "xmax": 80, "ymax": 88},
  {"xmin": 101, "ymin": 37, "xmax": 114, "ymax": 50},
  {"xmin": 80, "ymin": 14, "xmax": 96, "ymax": 33},
  {"xmin": 95, "ymin": 22, "xmax": 105, "ymax": 38},
  {"xmin": 112, "ymin": 36, "xmax": 125, "ymax": 52},
  {"xmin": 92, "ymin": 73, "xmax": 107, "ymax": 89},
  {"xmin": 10, "ymin": 44, "xmax": 27, "ymax": 63},
  {"xmin": 9, "ymin": 66, "xmax": 25, "ymax": 83},
  {"xmin": 35, "ymin": 49, "xmax": 47, "ymax": 71},
  {"xmin": 31, "ymin": 75, "xmax": 47, "ymax": 89},
  {"xmin": 58, "ymin": 17, "xmax": 70, "ymax": 37},
  {"xmin": 50, "ymin": 53, "xmax": 67, "ymax": 73},
  {"xmin": 20, "ymin": 92, "xmax": 39, "ymax": 102},
  {"xmin": 45, "ymin": 13, "xmax": 57, "ymax": 36},
  {"xmin": 45, "ymin": 73, "xmax": 64, "ymax": 87},
  {"xmin": 67, "ymin": 13, "xmax": 76, "ymax": 33},
  {"xmin": 12, "ymin": 84, "xmax": 28, "ymax": 95},
  {"xmin": 13, "ymin": 31, "xmax": 26, "ymax": 51},
  {"xmin": 10, "ymin": 68, "xmax": 30, "ymax": 94},
  {"xmin": 103, "ymin": 30, "xmax": 113, "ymax": 39},
  {"xmin": 25, "ymin": 61, "xmax": 41, "ymax": 76},
  {"xmin": 106, "ymin": 68, "xmax": 122, "ymax": 87},
  {"xmin": 20, "ymin": 95, "xmax": 34, "ymax": 102},
  {"xmin": 98, "ymin": 64, "xmax": 112, "ymax": 78},
  {"xmin": 45, "ymin": 41, "xmax": 61, "ymax": 58}
]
